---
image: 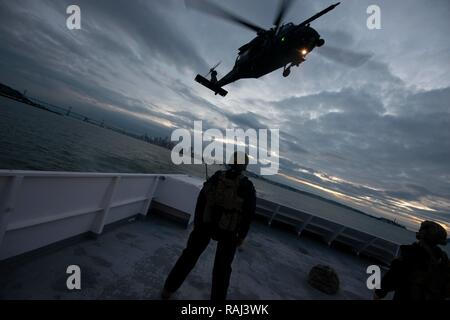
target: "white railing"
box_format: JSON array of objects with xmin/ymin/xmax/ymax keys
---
[
  {"xmin": 1, "ymin": 170, "xmax": 416, "ymax": 264},
  {"xmin": 0, "ymin": 171, "xmax": 170, "ymax": 260},
  {"xmin": 255, "ymin": 197, "xmax": 414, "ymax": 264}
]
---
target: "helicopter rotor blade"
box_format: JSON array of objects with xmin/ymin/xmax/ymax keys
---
[
  {"xmin": 273, "ymin": 0, "xmax": 295, "ymax": 34},
  {"xmin": 211, "ymin": 61, "xmax": 221, "ymax": 70},
  {"xmin": 298, "ymin": 2, "xmax": 340, "ymax": 27},
  {"xmin": 185, "ymin": 0, "xmax": 266, "ymax": 33}
]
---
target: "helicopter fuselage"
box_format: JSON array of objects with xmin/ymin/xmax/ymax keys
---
[
  {"xmin": 217, "ymin": 24, "xmax": 323, "ymax": 88},
  {"xmin": 192, "ymin": 1, "xmax": 340, "ymax": 96}
]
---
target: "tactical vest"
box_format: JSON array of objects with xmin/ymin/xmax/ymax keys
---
[
  {"xmin": 203, "ymin": 172, "xmax": 245, "ymax": 233},
  {"xmin": 404, "ymin": 244, "xmax": 450, "ymax": 300}
]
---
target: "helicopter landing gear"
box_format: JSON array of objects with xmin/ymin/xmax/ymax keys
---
[
  {"xmin": 283, "ymin": 59, "xmax": 304, "ymax": 77},
  {"xmin": 283, "ymin": 65, "xmax": 291, "ymax": 77}
]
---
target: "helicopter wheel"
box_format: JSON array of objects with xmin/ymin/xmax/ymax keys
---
[{"xmin": 283, "ymin": 68, "xmax": 291, "ymax": 77}]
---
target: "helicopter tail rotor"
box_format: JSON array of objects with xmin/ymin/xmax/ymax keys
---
[
  {"xmin": 205, "ymin": 61, "xmax": 221, "ymax": 77},
  {"xmin": 195, "ymin": 74, "xmax": 228, "ymax": 97}
]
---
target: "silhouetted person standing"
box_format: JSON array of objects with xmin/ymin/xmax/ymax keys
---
[
  {"xmin": 374, "ymin": 220, "xmax": 450, "ymax": 300},
  {"xmin": 162, "ymin": 152, "xmax": 256, "ymax": 301}
]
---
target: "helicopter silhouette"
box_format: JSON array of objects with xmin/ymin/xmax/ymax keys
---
[{"xmin": 188, "ymin": 0, "xmax": 341, "ymax": 97}]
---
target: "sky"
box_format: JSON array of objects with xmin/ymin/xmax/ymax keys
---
[{"xmin": 0, "ymin": 0, "xmax": 449, "ymax": 230}]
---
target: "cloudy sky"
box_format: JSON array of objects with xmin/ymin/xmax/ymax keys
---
[{"xmin": 0, "ymin": 0, "xmax": 449, "ymax": 230}]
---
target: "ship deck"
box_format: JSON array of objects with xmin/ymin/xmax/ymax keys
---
[{"xmin": 0, "ymin": 214, "xmax": 375, "ymax": 300}]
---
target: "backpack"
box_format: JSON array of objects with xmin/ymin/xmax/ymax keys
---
[
  {"xmin": 203, "ymin": 171, "xmax": 245, "ymax": 233},
  {"xmin": 404, "ymin": 243, "xmax": 450, "ymax": 300},
  {"xmin": 423, "ymin": 249, "xmax": 450, "ymax": 299}
]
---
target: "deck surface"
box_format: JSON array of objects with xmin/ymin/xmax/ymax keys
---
[{"xmin": 0, "ymin": 215, "xmax": 378, "ymax": 300}]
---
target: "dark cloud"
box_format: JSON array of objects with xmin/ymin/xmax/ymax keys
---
[
  {"xmin": 397, "ymin": 87, "xmax": 450, "ymax": 115},
  {"xmin": 273, "ymin": 84, "xmax": 450, "ymax": 206},
  {"xmin": 275, "ymin": 87, "xmax": 386, "ymax": 115},
  {"xmin": 317, "ymin": 46, "xmax": 373, "ymax": 68},
  {"xmin": 79, "ymin": 0, "xmax": 208, "ymax": 71},
  {"xmin": 227, "ymin": 111, "xmax": 267, "ymax": 129}
]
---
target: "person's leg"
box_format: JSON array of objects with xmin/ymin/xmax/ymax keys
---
[
  {"xmin": 211, "ymin": 237, "xmax": 238, "ymax": 301},
  {"xmin": 163, "ymin": 228, "xmax": 211, "ymax": 296}
]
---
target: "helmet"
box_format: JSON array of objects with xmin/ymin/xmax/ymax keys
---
[
  {"xmin": 416, "ymin": 221, "xmax": 448, "ymax": 246},
  {"xmin": 227, "ymin": 151, "xmax": 249, "ymax": 173}
]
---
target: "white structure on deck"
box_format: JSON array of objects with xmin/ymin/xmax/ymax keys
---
[{"xmin": 0, "ymin": 170, "xmax": 416, "ymax": 264}]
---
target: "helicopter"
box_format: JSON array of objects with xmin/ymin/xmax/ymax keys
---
[{"xmin": 188, "ymin": 0, "xmax": 341, "ymax": 97}]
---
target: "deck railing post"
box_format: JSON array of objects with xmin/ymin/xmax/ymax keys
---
[
  {"xmin": 327, "ymin": 226, "xmax": 346, "ymax": 246},
  {"xmin": 91, "ymin": 176, "xmax": 121, "ymax": 235},
  {"xmin": 140, "ymin": 176, "xmax": 161, "ymax": 217},
  {"xmin": 0, "ymin": 175, "xmax": 23, "ymax": 250},
  {"xmin": 356, "ymin": 237, "xmax": 377, "ymax": 256},
  {"xmin": 394, "ymin": 244, "xmax": 401, "ymax": 258},
  {"xmin": 268, "ymin": 205, "xmax": 280, "ymax": 226},
  {"xmin": 296, "ymin": 215, "xmax": 313, "ymax": 237}
]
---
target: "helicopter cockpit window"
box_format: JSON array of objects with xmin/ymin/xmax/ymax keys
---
[{"xmin": 283, "ymin": 23, "xmax": 294, "ymax": 32}]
